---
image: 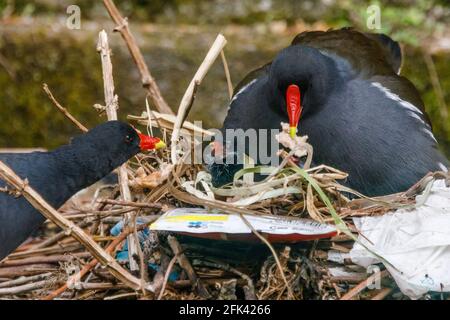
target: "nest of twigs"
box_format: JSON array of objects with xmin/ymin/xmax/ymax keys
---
[{"xmin": 1, "ymin": 108, "xmax": 441, "ymax": 300}]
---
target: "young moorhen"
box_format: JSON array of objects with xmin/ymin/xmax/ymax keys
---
[{"xmin": 0, "ymin": 121, "xmax": 165, "ymax": 260}]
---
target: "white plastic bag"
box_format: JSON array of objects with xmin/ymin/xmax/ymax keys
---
[{"xmin": 350, "ymin": 179, "xmax": 450, "ymax": 299}]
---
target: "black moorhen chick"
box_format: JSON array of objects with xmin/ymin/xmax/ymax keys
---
[
  {"xmin": 0, "ymin": 121, "xmax": 165, "ymax": 260},
  {"xmin": 208, "ymin": 28, "xmax": 448, "ymax": 196}
]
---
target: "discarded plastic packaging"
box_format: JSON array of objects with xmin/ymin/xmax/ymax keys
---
[
  {"xmin": 350, "ymin": 179, "xmax": 450, "ymax": 299},
  {"xmin": 150, "ymin": 208, "xmax": 337, "ymax": 243}
]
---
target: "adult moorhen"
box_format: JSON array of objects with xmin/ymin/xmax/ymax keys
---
[
  {"xmin": 0, "ymin": 121, "xmax": 165, "ymax": 260},
  {"xmin": 208, "ymin": 28, "xmax": 448, "ymax": 196}
]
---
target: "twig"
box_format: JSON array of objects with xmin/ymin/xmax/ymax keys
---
[
  {"xmin": 102, "ymin": 0, "xmax": 173, "ymax": 115},
  {"xmin": 167, "ymin": 235, "xmax": 210, "ymax": 299},
  {"xmin": 6, "ymin": 243, "xmax": 83, "ymax": 260},
  {"xmin": 97, "ymin": 29, "xmax": 140, "ymax": 273},
  {"xmin": 0, "ymin": 252, "xmax": 91, "ymax": 267},
  {"xmin": 42, "ymin": 83, "xmax": 88, "ymax": 132},
  {"xmin": 0, "ymin": 279, "xmax": 52, "ymax": 296},
  {"xmin": 31, "ymin": 221, "xmax": 91, "ymax": 250},
  {"xmin": 59, "ymin": 208, "xmax": 136, "ymax": 220},
  {"xmin": 42, "ymin": 223, "xmax": 147, "ymax": 300},
  {"xmin": 0, "ymin": 160, "xmax": 154, "ymax": 294},
  {"xmin": 133, "ymin": 214, "xmax": 148, "ymax": 295},
  {"xmin": 73, "ymin": 282, "xmax": 128, "ymax": 291},
  {"xmin": 157, "ymin": 253, "xmax": 179, "ymax": 300},
  {"xmin": 128, "ymin": 111, "xmax": 214, "ymax": 137},
  {"xmin": 0, "ymin": 272, "xmax": 52, "ymax": 289},
  {"xmin": 97, "ymin": 31, "xmax": 119, "ymax": 121},
  {"xmin": 329, "ymin": 275, "xmax": 368, "ymax": 284},
  {"xmin": 98, "ymin": 199, "xmax": 162, "ymax": 209},
  {"xmin": 0, "ymin": 264, "xmax": 57, "ymax": 278},
  {"xmin": 180, "ymin": 80, "xmax": 200, "ymax": 128},
  {"xmin": 220, "ymin": 50, "xmax": 233, "ymax": 100},
  {"xmin": 171, "ymin": 34, "xmax": 227, "ymax": 164},
  {"xmin": 340, "ymin": 269, "xmax": 388, "ymax": 300},
  {"xmin": 104, "ymin": 292, "xmax": 137, "ymax": 300}
]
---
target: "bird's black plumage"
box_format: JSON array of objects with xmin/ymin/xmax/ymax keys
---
[
  {"xmin": 208, "ymin": 28, "xmax": 448, "ymax": 196},
  {"xmin": 0, "ymin": 121, "xmax": 142, "ymax": 260}
]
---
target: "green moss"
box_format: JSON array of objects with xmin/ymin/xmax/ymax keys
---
[{"xmin": 0, "ymin": 31, "xmax": 105, "ymax": 149}]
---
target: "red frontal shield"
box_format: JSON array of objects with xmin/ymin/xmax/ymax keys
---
[
  {"xmin": 138, "ymin": 132, "xmax": 166, "ymax": 151},
  {"xmin": 286, "ymin": 84, "xmax": 302, "ymax": 138}
]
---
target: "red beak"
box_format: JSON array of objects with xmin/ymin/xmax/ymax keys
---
[
  {"xmin": 286, "ymin": 84, "xmax": 302, "ymax": 138},
  {"xmin": 138, "ymin": 132, "xmax": 166, "ymax": 151}
]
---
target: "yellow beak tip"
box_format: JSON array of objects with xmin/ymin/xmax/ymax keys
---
[
  {"xmin": 289, "ymin": 127, "xmax": 297, "ymax": 138},
  {"xmin": 155, "ymin": 140, "xmax": 166, "ymax": 150}
]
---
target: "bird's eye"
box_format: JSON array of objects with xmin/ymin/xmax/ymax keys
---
[{"xmin": 125, "ymin": 135, "xmax": 133, "ymax": 143}]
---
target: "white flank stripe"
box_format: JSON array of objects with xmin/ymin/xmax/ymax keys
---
[
  {"xmin": 438, "ymin": 163, "xmax": 448, "ymax": 172},
  {"xmin": 371, "ymin": 82, "xmax": 423, "ymax": 115},
  {"xmin": 230, "ymin": 79, "xmax": 258, "ymax": 105},
  {"xmin": 422, "ymin": 128, "xmax": 437, "ymax": 143},
  {"xmin": 371, "ymin": 81, "xmax": 439, "ymax": 142},
  {"xmin": 407, "ymin": 111, "xmax": 429, "ymax": 127}
]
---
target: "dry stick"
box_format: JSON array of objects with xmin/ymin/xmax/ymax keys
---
[
  {"xmin": 74, "ymin": 282, "xmax": 128, "ymax": 291},
  {"xmin": 0, "ymin": 279, "xmax": 52, "ymax": 296},
  {"xmin": 7, "ymin": 243, "xmax": 83, "ymax": 260},
  {"xmin": 167, "ymin": 235, "xmax": 210, "ymax": 299},
  {"xmin": 340, "ymin": 269, "xmax": 388, "ymax": 300},
  {"xmin": 0, "ymin": 272, "xmax": 52, "ymax": 289},
  {"xmin": 43, "ymin": 223, "xmax": 147, "ymax": 300},
  {"xmin": 97, "ymin": 30, "xmax": 140, "ymax": 273},
  {"xmin": 97, "ymin": 31, "xmax": 120, "ymax": 121},
  {"xmin": 180, "ymin": 81, "xmax": 200, "ymax": 128},
  {"xmin": 99, "ymin": 199, "xmax": 162, "ymax": 209},
  {"xmin": 0, "ymin": 264, "xmax": 57, "ymax": 278},
  {"xmin": 104, "ymin": 292, "xmax": 137, "ymax": 300},
  {"xmin": 156, "ymin": 253, "xmax": 179, "ymax": 300},
  {"xmin": 0, "ymin": 252, "xmax": 92, "ymax": 267},
  {"xmin": 31, "ymin": 221, "xmax": 91, "ymax": 250},
  {"xmin": 220, "ymin": 50, "xmax": 233, "ymax": 100},
  {"xmin": 0, "ymin": 161, "xmax": 154, "ymax": 296},
  {"xmin": 171, "ymin": 34, "xmax": 227, "ymax": 164},
  {"xmin": 102, "ymin": 0, "xmax": 173, "ymax": 115},
  {"xmin": 132, "ymin": 211, "xmax": 148, "ymax": 295},
  {"xmin": 42, "ymin": 83, "xmax": 88, "ymax": 133},
  {"xmin": 329, "ymin": 275, "xmax": 368, "ymax": 284}
]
